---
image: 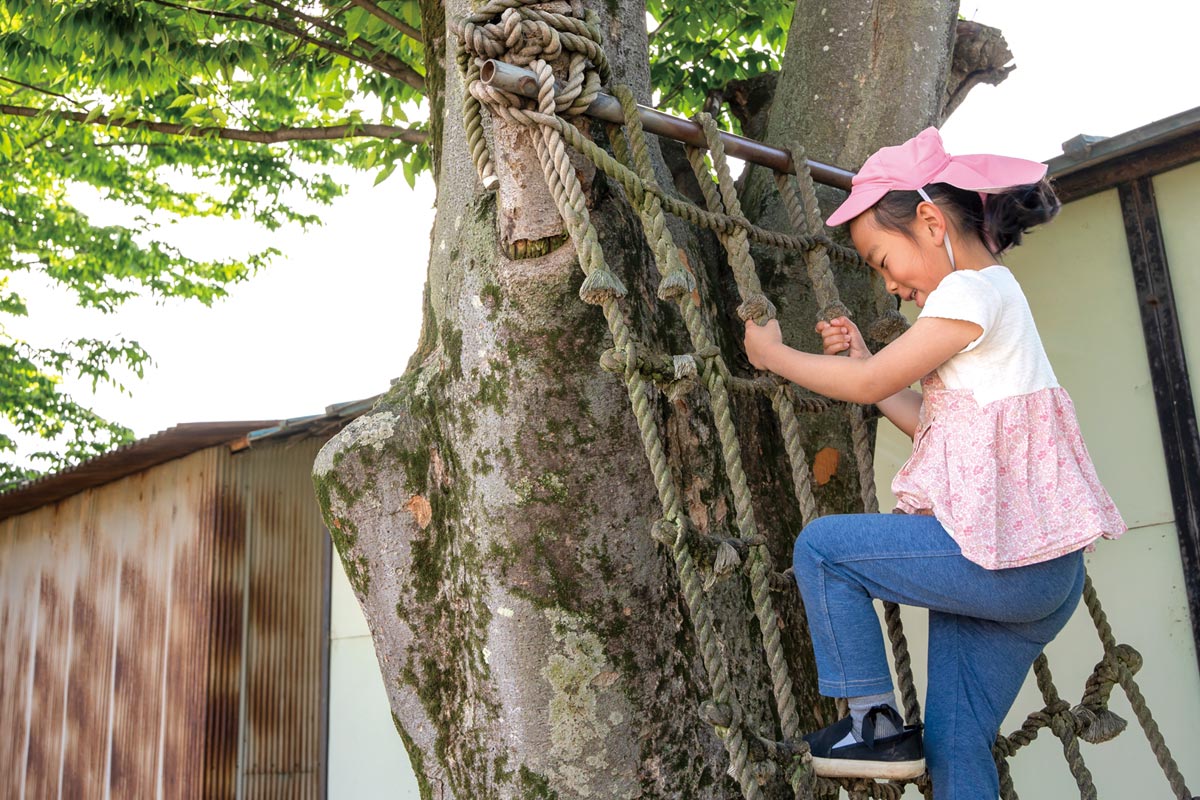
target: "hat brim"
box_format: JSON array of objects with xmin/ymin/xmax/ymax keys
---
[
  {"xmin": 933, "ymin": 154, "xmax": 1048, "ymax": 194},
  {"xmin": 825, "ymin": 186, "xmax": 888, "ymax": 227},
  {"xmin": 824, "ymin": 154, "xmax": 1048, "ymax": 227}
]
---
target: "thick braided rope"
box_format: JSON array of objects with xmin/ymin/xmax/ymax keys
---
[
  {"xmin": 685, "ymin": 115, "xmax": 929, "ymax": 798},
  {"xmin": 457, "ymin": 51, "xmax": 497, "ymax": 188},
  {"xmin": 524, "ymin": 107, "xmax": 863, "ymax": 260},
  {"xmin": 1082, "ymin": 576, "xmax": 1193, "ymax": 798},
  {"xmin": 787, "ymin": 145, "xmax": 881, "ymax": 515},
  {"xmin": 608, "ymin": 85, "xmax": 807, "ymax": 773},
  {"xmin": 774, "ymin": 149, "xmax": 849, "ymax": 323},
  {"xmin": 997, "ymin": 756, "xmax": 1020, "ymax": 800},
  {"xmin": 772, "ymin": 386, "xmax": 820, "ymax": 527},
  {"xmin": 1032, "ymin": 656, "xmax": 1099, "ymax": 799},
  {"xmin": 781, "ymin": 146, "xmax": 924, "ymax": 730},
  {"xmin": 518, "ymin": 61, "xmax": 766, "ymax": 800},
  {"xmin": 689, "ymin": 113, "xmax": 775, "ymax": 322}
]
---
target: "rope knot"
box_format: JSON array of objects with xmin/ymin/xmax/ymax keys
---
[
  {"xmin": 737, "ymin": 293, "xmax": 776, "ymax": 324},
  {"xmin": 992, "ymin": 737, "xmax": 1015, "ymax": 758},
  {"xmin": 665, "ymin": 354, "xmax": 699, "ymax": 402},
  {"xmin": 672, "ymin": 354, "xmax": 698, "ymax": 381},
  {"xmin": 578, "ymin": 266, "xmax": 628, "ymax": 304},
  {"xmin": 650, "ymin": 517, "xmax": 683, "ymax": 548},
  {"xmin": 452, "ymin": 0, "xmax": 607, "ymax": 187},
  {"xmin": 657, "ymin": 266, "xmax": 696, "ymax": 300},
  {"xmin": 1072, "ymin": 704, "xmax": 1128, "ymax": 744},
  {"xmin": 1113, "ymin": 643, "xmax": 1143, "ymax": 675},
  {"xmin": 1049, "ymin": 708, "xmax": 1074, "ymax": 738},
  {"xmin": 598, "ymin": 347, "xmax": 623, "ymax": 373},
  {"xmin": 699, "ymin": 700, "xmax": 735, "ymax": 729},
  {"xmin": 867, "ymin": 309, "xmax": 910, "ymax": 345},
  {"xmin": 818, "ymin": 303, "xmax": 851, "ymax": 325},
  {"xmin": 705, "ymin": 540, "xmax": 743, "ymax": 589}
]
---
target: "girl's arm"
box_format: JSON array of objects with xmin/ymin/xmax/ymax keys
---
[
  {"xmin": 746, "ymin": 315, "xmax": 982, "ymax": 405},
  {"xmin": 876, "ymin": 389, "xmax": 923, "ymax": 439},
  {"xmin": 815, "ymin": 316, "xmax": 923, "ymax": 438}
]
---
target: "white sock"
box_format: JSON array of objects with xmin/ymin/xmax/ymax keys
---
[{"xmin": 834, "ymin": 692, "xmax": 901, "ymax": 748}]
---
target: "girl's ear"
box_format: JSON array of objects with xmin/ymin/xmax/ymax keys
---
[{"xmin": 914, "ymin": 200, "xmax": 947, "ymax": 243}]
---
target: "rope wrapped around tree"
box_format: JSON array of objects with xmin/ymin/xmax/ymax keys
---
[{"xmin": 451, "ymin": 3, "xmax": 1195, "ymax": 798}]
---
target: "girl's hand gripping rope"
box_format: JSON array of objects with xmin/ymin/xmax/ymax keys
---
[
  {"xmin": 817, "ymin": 316, "xmax": 871, "ymax": 359},
  {"xmin": 743, "ymin": 318, "xmax": 782, "ymax": 371}
]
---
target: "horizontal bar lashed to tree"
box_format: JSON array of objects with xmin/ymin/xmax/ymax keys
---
[{"xmin": 480, "ymin": 59, "xmax": 855, "ymax": 191}]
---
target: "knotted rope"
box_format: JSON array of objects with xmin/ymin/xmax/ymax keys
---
[{"xmin": 451, "ymin": 4, "xmax": 1195, "ymax": 799}]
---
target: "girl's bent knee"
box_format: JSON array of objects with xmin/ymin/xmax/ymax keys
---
[{"xmin": 793, "ymin": 516, "xmax": 838, "ymax": 569}]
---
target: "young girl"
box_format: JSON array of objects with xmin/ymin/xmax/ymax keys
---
[{"xmin": 742, "ymin": 127, "xmax": 1126, "ymax": 798}]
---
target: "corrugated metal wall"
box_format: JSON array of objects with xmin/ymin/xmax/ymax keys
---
[
  {"xmin": 234, "ymin": 440, "xmax": 330, "ymax": 800},
  {"xmin": 0, "ymin": 436, "xmax": 331, "ymax": 799}
]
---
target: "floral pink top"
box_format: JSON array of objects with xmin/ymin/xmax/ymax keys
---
[
  {"xmin": 890, "ymin": 266, "xmax": 1126, "ymax": 569},
  {"xmin": 892, "ymin": 374, "xmax": 1127, "ymax": 569}
]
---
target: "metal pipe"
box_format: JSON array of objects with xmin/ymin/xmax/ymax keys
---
[{"xmin": 480, "ymin": 59, "xmax": 855, "ymax": 191}]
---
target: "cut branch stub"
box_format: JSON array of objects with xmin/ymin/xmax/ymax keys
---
[{"xmin": 941, "ymin": 20, "xmax": 1016, "ymax": 124}]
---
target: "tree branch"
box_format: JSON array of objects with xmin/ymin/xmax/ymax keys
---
[
  {"xmin": 0, "ymin": 76, "xmax": 87, "ymax": 109},
  {"xmin": 0, "ymin": 104, "xmax": 427, "ymax": 145},
  {"xmin": 346, "ymin": 0, "xmax": 422, "ymax": 43},
  {"xmin": 146, "ymin": 0, "xmax": 425, "ymax": 91},
  {"xmin": 647, "ymin": 11, "xmax": 677, "ymax": 44},
  {"xmin": 252, "ymin": 0, "xmax": 347, "ymax": 39},
  {"xmin": 940, "ymin": 20, "xmax": 1015, "ymax": 124},
  {"xmin": 249, "ymin": 0, "xmax": 424, "ymax": 86}
]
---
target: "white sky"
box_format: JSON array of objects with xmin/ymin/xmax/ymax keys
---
[{"xmin": 10, "ymin": 0, "xmax": 1200, "ymax": 455}]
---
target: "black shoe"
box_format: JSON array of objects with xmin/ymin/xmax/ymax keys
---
[{"xmin": 801, "ymin": 705, "xmax": 925, "ymax": 780}]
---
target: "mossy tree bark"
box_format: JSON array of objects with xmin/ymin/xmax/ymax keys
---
[{"xmin": 315, "ymin": 1, "xmax": 960, "ymax": 797}]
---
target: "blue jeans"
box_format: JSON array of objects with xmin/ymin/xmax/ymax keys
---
[{"xmin": 792, "ymin": 514, "xmax": 1085, "ymax": 800}]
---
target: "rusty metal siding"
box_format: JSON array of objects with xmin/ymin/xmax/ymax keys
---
[
  {"xmin": 23, "ymin": 500, "xmax": 81, "ymax": 800},
  {"xmin": 206, "ymin": 446, "xmax": 245, "ymax": 800},
  {"xmin": 0, "ymin": 437, "xmax": 332, "ymax": 799},
  {"xmin": 234, "ymin": 438, "xmax": 329, "ymax": 800},
  {"xmin": 161, "ymin": 456, "xmax": 215, "ymax": 799},
  {"xmin": 1, "ymin": 452, "xmax": 217, "ymax": 799}
]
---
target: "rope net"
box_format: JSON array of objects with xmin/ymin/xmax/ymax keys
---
[{"xmin": 451, "ymin": 3, "xmax": 1195, "ymax": 798}]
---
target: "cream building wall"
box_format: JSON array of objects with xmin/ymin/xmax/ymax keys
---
[
  {"xmin": 1156, "ymin": 161, "xmax": 1200, "ymax": 402},
  {"xmin": 874, "ymin": 173, "xmax": 1200, "ymax": 797},
  {"xmin": 328, "ymin": 556, "xmax": 423, "ymax": 798}
]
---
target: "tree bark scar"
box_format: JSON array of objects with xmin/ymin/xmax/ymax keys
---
[
  {"xmin": 503, "ymin": 232, "xmax": 570, "ymax": 260},
  {"xmin": 493, "ymin": 121, "xmax": 566, "ymax": 249}
]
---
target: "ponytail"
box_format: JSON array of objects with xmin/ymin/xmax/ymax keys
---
[{"xmin": 982, "ymin": 179, "xmax": 1061, "ymax": 252}]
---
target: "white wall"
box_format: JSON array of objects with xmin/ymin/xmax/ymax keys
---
[
  {"xmin": 874, "ymin": 185, "xmax": 1200, "ymax": 797},
  {"xmin": 328, "ymin": 555, "xmax": 424, "ymax": 798}
]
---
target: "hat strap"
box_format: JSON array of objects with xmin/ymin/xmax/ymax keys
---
[{"xmin": 916, "ymin": 187, "xmax": 956, "ymax": 271}]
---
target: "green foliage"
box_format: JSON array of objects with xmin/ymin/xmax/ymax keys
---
[
  {"xmin": 0, "ymin": 0, "xmax": 426, "ymax": 484},
  {"xmin": 646, "ymin": 0, "xmax": 793, "ymax": 125},
  {"xmin": 0, "ymin": 0, "xmax": 787, "ymax": 484}
]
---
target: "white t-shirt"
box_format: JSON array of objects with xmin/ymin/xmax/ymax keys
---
[{"xmin": 917, "ymin": 266, "xmax": 1059, "ymax": 407}]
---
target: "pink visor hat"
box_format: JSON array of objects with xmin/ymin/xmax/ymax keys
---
[{"xmin": 825, "ymin": 127, "xmax": 1048, "ymax": 227}]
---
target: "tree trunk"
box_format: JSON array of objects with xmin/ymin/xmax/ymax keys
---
[{"xmin": 314, "ymin": 2, "xmax": 959, "ymax": 797}]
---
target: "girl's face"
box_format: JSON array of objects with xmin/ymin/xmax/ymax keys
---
[{"xmin": 848, "ymin": 209, "xmax": 952, "ymax": 308}]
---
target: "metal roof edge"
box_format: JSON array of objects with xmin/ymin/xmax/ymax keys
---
[
  {"xmin": 244, "ymin": 395, "xmax": 381, "ymax": 444},
  {"xmin": 0, "ymin": 394, "xmax": 381, "ymax": 522},
  {"xmin": 1047, "ymin": 106, "xmax": 1200, "ymax": 179}
]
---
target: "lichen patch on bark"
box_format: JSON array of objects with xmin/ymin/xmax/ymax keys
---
[
  {"xmin": 541, "ymin": 608, "xmax": 638, "ymax": 799},
  {"xmin": 313, "ymin": 410, "xmax": 399, "ymax": 477}
]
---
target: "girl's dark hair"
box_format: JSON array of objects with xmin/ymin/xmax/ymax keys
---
[{"xmin": 870, "ymin": 178, "xmax": 1061, "ymax": 253}]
